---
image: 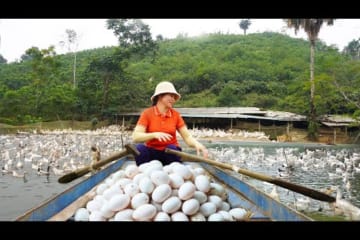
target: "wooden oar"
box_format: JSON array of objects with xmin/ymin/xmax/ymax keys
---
[
  {"xmin": 165, "ymin": 148, "xmax": 336, "ymax": 203},
  {"xmin": 58, "ymin": 144, "xmax": 139, "ymax": 184}
]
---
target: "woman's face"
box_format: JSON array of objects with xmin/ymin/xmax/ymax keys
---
[{"xmin": 159, "ymin": 93, "xmax": 177, "ymax": 108}]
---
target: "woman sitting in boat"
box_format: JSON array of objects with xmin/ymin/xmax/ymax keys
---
[{"xmin": 132, "ymin": 81, "xmax": 208, "ymax": 166}]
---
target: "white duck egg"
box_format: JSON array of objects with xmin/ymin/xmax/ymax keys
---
[
  {"xmin": 171, "ymin": 212, "xmax": 189, "ymax": 221},
  {"xmin": 186, "ymin": 164, "xmax": 195, "ymax": 170},
  {"xmin": 154, "ymin": 212, "xmax": 171, "ymax": 221},
  {"xmin": 190, "ymin": 212, "xmax": 206, "ymax": 221},
  {"xmin": 229, "ymin": 208, "xmax": 248, "ymax": 220},
  {"xmin": 112, "ymin": 179, "xmax": 124, "ymax": 191},
  {"xmin": 152, "ymin": 184, "xmax": 172, "ymax": 203},
  {"xmin": 143, "ymin": 164, "xmax": 163, "ymax": 176},
  {"xmin": 150, "ymin": 170, "xmax": 170, "ymax": 185},
  {"xmin": 112, "ymin": 170, "xmax": 126, "ymax": 181},
  {"xmin": 182, "ymin": 199, "xmax": 200, "ymax": 216},
  {"xmin": 86, "ymin": 199, "xmax": 102, "ymax": 212},
  {"xmin": 89, "ymin": 210, "xmax": 106, "ymax": 221},
  {"xmin": 132, "ymin": 173, "xmax": 147, "ymax": 184},
  {"xmin": 124, "ymin": 182, "xmax": 139, "ymax": 197},
  {"xmin": 162, "ymin": 165, "xmax": 172, "ymax": 174},
  {"xmin": 93, "ymin": 195, "xmax": 107, "ymax": 205},
  {"xmin": 193, "ymin": 191, "xmax": 208, "ymax": 204},
  {"xmin": 161, "ymin": 196, "xmax": 182, "ymax": 214},
  {"xmin": 168, "ymin": 161, "xmax": 182, "ymax": 170},
  {"xmin": 172, "ymin": 164, "xmax": 192, "ymax": 180},
  {"xmin": 100, "ymin": 202, "xmax": 115, "ymax": 219},
  {"xmin": 132, "ymin": 204, "xmax": 157, "ymax": 221},
  {"xmin": 195, "ymin": 175, "xmax": 211, "ymax": 193},
  {"xmin": 218, "ymin": 210, "xmax": 234, "ymax": 221},
  {"xmin": 220, "ymin": 201, "xmax": 230, "ymax": 211},
  {"xmin": 125, "ymin": 165, "xmax": 139, "ymax": 178},
  {"xmin": 117, "ymin": 178, "xmax": 132, "ymax": 189},
  {"xmin": 178, "ymin": 181, "xmax": 196, "ymax": 200},
  {"xmin": 74, "ymin": 208, "xmax": 89, "ymax": 221},
  {"xmin": 138, "ymin": 162, "xmax": 152, "ymax": 173},
  {"xmin": 138, "ymin": 177, "xmax": 155, "ymax": 194},
  {"xmin": 210, "ymin": 182, "xmax": 226, "ymax": 199},
  {"xmin": 168, "ymin": 173, "xmax": 184, "ymax": 189},
  {"xmin": 114, "ymin": 209, "xmax": 134, "ymax": 221},
  {"xmin": 108, "ymin": 194, "xmax": 130, "ymax": 211},
  {"xmin": 149, "ymin": 160, "xmax": 163, "ymax": 168},
  {"xmin": 131, "ymin": 192, "xmax": 149, "ymax": 209},
  {"xmin": 96, "ymin": 183, "xmax": 108, "ymax": 195},
  {"xmin": 193, "ymin": 167, "xmax": 206, "ymax": 176},
  {"xmin": 105, "ymin": 177, "xmax": 115, "ymax": 186},
  {"xmin": 208, "ymin": 213, "xmax": 225, "ymax": 221},
  {"xmin": 208, "ymin": 195, "xmax": 223, "ymax": 210},
  {"xmin": 103, "ymin": 186, "xmax": 121, "ymax": 200},
  {"xmin": 199, "ymin": 202, "xmax": 217, "ymax": 217}
]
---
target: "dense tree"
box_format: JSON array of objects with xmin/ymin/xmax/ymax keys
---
[
  {"xmin": 24, "ymin": 46, "xmax": 60, "ymax": 116},
  {"xmin": 106, "ymin": 19, "xmax": 157, "ymax": 57},
  {"xmin": 239, "ymin": 19, "xmax": 251, "ymax": 35},
  {"xmin": 286, "ymin": 19, "xmax": 335, "ymax": 140},
  {"xmin": 343, "ymin": 39, "xmax": 360, "ymax": 60}
]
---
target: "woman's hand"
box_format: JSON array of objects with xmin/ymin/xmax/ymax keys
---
[
  {"xmin": 153, "ymin": 132, "xmax": 173, "ymax": 142},
  {"xmin": 195, "ymin": 143, "xmax": 208, "ymax": 158}
]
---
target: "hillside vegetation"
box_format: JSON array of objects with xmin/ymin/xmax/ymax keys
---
[{"xmin": 0, "ymin": 32, "xmax": 359, "ymax": 125}]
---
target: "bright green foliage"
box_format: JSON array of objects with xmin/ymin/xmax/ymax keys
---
[{"xmin": 0, "ymin": 31, "xmax": 360, "ymax": 124}]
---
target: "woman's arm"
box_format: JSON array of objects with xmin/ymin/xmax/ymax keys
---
[
  {"xmin": 132, "ymin": 125, "xmax": 173, "ymax": 143},
  {"xmin": 178, "ymin": 126, "xmax": 208, "ymax": 158}
]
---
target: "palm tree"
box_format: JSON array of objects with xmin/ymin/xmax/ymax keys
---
[
  {"xmin": 285, "ymin": 19, "xmax": 335, "ymax": 140},
  {"xmin": 239, "ymin": 19, "xmax": 251, "ymax": 35}
]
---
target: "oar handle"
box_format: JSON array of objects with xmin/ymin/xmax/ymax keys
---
[
  {"xmin": 58, "ymin": 144, "xmax": 139, "ymax": 184},
  {"xmin": 165, "ymin": 148, "xmax": 336, "ymax": 203}
]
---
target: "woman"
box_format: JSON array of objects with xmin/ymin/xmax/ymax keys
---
[{"xmin": 132, "ymin": 81, "xmax": 208, "ymax": 166}]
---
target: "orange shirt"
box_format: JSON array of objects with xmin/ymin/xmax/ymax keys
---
[{"xmin": 136, "ymin": 106, "xmax": 185, "ymax": 150}]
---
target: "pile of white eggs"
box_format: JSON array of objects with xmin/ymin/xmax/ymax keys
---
[{"xmin": 73, "ymin": 160, "xmax": 250, "ymax": 221}]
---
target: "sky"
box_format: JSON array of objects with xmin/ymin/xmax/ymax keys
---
[{"xmin": 1, "ymin": 19, "xmax": 360, "ymax": 63}]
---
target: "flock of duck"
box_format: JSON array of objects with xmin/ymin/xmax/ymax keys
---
[{"xmin": 1, "ymin": 125, "xmax": 360, "ymax": 220}]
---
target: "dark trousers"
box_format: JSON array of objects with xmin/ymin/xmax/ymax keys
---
[{"xmin": 134, "ymin": 144, "xmax": 182, "ymax": 166}]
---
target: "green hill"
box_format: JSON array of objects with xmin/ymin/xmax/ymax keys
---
[{"xmin": 0, "ymin": 32, "xmax": 359, "ymax": 124}]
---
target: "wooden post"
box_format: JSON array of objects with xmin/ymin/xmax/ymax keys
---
[
  {"xmin": 333, "ymin": 127, "xmax": 337, "ymax": 145},
  {"xmin": 287, "ymin": 122, "xmax": 290, "ymax": 136},
  {"xmin": 230, "ymin": 118, "xmax": 233, "ymax": 130},
  {"xmin": 345, "ymin": 126, "xmax": 348, "ymax": 137},
  {"xmin": 258, "ymin": 120, "xmax": 261, "ymax": 131}
]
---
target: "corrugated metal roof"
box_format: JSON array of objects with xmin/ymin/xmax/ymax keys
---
[
  {"xmin": 321, "ymin": 122, "xmax": 351, "ymax": 127},
  {"xmin": 117, "ymin": 107, "xmax": 307, "ymax": 122}
]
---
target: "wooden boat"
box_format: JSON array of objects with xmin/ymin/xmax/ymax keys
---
[{"xmin": 16, "ymin": 156, "xmax": 312, "ymax": 221}]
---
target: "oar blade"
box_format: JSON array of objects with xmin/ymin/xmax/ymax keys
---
[
  {"xmin": 271, "ymin": 179, "xmax": 336, "ymax": 203},
  {"xmin": 58, "ymin": 172, "xmax": 79, "ymax": 184}
]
